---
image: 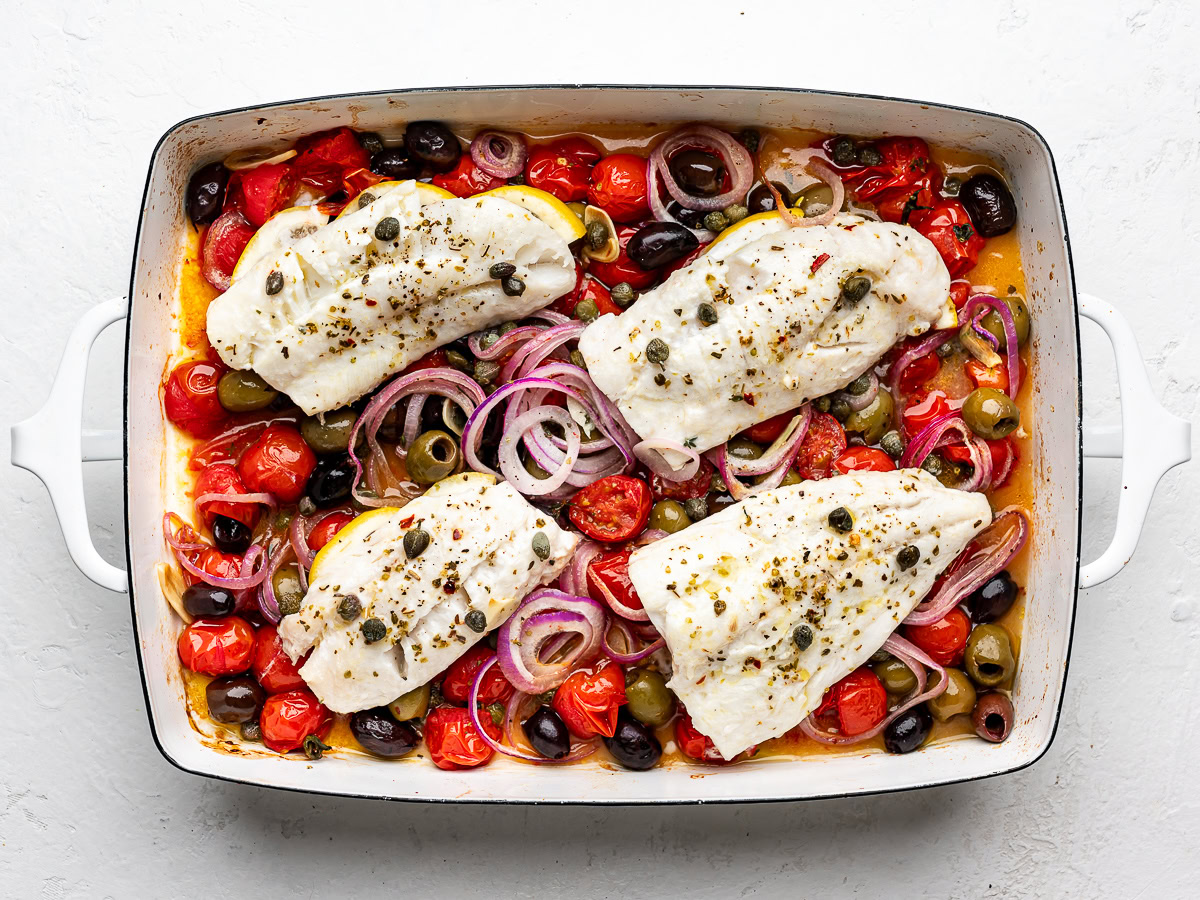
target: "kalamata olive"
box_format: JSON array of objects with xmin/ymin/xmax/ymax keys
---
[
  {"xmin": 370, "ymin": 147, "xmax": 420, "ymax": 180},
  {"xmin": 305, "ymin": 453, "xmax": 355, "ymax": 509},
  {"xmin": 404, "ymin": 121, "xmax": 461, "ymax": 172},
  {"xmin": 627, "ymin": 223, "xmax": 699, "ymax": 269},
  {"xmin": 206, "ymin": 674, "xmax": 265, "ymax": 724},
  {"xmin": 182, "ymin": 583, "xmax": 236, "ymax": 618},
  {"xmin": 747, "ymin": 182, "xmax": 790, "ymax": 214},
  {"xmin": 669, "ymin": 149, "xmax": 726, "ymax": 197},
  {"xmin": 883, "ymin": 704, "xmax": 932, "ymax": 754},
  {"xmin": 186, "ymin": 161, "xmax": 230, "ymax": 225},
  {"xmin": 603, "ymin": 710, "xmax": 662, "ymax": 770},
  {"xmin": 350, "ymin": 708, "xmax": 420, "ymax": 758},
  {"xmin": 972, "ymin": 691, "xmax": 1014, "ymax": 742},
  {"xmin": 523, "ymin": 706, "xmax": 571, "ymax": 760},
  {"xmin": 212, "ymin": 515, "xmax": 252, "ymax": 555},
  {"xmin": 964, "ymin": 571, "xmax": 1019, "ymax": 623},
  {"xmin": 959, "ymin": 172, "xmax": 1017, "ymax": 237},
  {"xmin": 666, "ymin": 201, "xmax": 707, "ymax": 229}
]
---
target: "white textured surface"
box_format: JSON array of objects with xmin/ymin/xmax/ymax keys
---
[{"xmin": 2, "ymin": 0, "xmax": 1197, "ymax": 896}]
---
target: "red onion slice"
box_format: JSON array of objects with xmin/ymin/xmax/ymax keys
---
[
  {"xmin": 495, "ymin": 589, "xmax": 608, "ymax": 694},
  {"xmin": 467, "ymin": 324, "xmax": 545, "ymax": 361},
  {"xmin": 962, "ymin": 294, "xmax": 1022, "ymax": 398},
  {"xmin": 559, "ymin": 539, "xmax": 604, "ymax": 597},
  {"xmin": 470, "ymin": 130, "xmax": 528, "ymax": 180},
  {"xmin": 633, "ymin": 440, "xmax": 701, "ymax": 482},
  {"xmin": 194, "ymin": 491, "xmax": 277, "ymax": 515},
  {"xmin": 498, "ymin": 406, "xmax": 582, "ymax": 496},
  {"xmin": 603, "ymin": 618, "xmax": 665, "ymax": 663},
  {"xmin": 900, "ymin": 412, "xmax": 992, "ymax": 492},
  {"xmin": 162, "ymin": 512, "xmax": 270, "ymax": 591},
  {"xmin": 775, "ymin": 149, "xmax": 845, "ymax": 228},
  {"xmin": 835, "ymin": 371, "xmax": 879, "ymax": 413},
  {"xmin": 501, "ymin": 322, "xmax": 585, "ymax": 382},
  {"xmin": 649, "ymin": 124, "xmax": 755, "ymax": 213},
  {"xmin": 888, "ymin": 330, "xmax": 956, "ymax": 408},
  {"xmin": 724, "ymin": 406, "xmax": 812, "ymax": 477}
]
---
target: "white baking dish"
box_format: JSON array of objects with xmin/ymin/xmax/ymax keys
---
[{"xmin": 11, "ymin": 86, "xmax": 1191, "ymax": 804}]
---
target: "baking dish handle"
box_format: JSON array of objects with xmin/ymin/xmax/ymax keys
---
[
  {"xmin": 1078, "ymin": 294, "xmax": 1191, "ymax": 589},
  {"xmin": 10, "ymin": 297, "xmax": 129, "ymax": 593}
]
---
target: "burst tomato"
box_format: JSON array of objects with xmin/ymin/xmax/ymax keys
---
[
  {"xmin": 402, "ymin": 348, "xmax": 448, "ymax": 374},
  {"xmin": 568, "ymin": 475, "xmax": 651, "ymax": 542},
  {"xmin": 441, "ymin": 646, "xmax": 515, "ymax": 705},
  {"xmin": 200, "ymin": 209, "xmax": 257, "ymax": 291},
  {"xmin": 675, "ymin": 712, "xmax": 728, "ymax": 763},
  {"xmin": 586, "ymin": 549, "xmax": 643, "ymax": 613},
  {"xmin": 525, "ymin": 137, "xmax": 601, "ymax": 202},
  {"xmin": 189, "ymin": 547, "xmax": 244, "ymax": 586},
  {"xmin": 943, "ymin": 436, "xmax": 1015, "ymax": 485},
  {"xmin": 587, "ymin": 153, "xmax": 649, "ymax": 223},
  {"xmin": 259, "ymin": 689, "xmax": 332, "ymax": 754},
  {"xmin": 194, "ymin": 462, "xmax": 259, "ymax": 528},
  {"xmin": 896, "ymin": 350, "xmax": 941, "ymax": 392},
  {"xmin": 237, "ymin": 424, "xmax": 316, "ymax": 503},
  {"xmin": 307, "ymin": 510, "xmax": 354, "ymax": 553},
  {"xmin": 239, "ymin": 163, "xmax": 296, "ymax": 227},
  {"xmin": 911, "ymin": 200, "xmax": 986, "ymax": 278},
  {"xmin": 649, "ymin": 455, "xmax": 715, "ymax": 501},
  {"xmin": 902, "ymin": 389, "xmax": 952, "ymax": 438},
  {"xmin": 431, "ymin": 154, "xmax": 505, "ymax": 197},
  {"xmin": 290, "ymin": 127, "xmax": 370, "ymax": 194},
  {"xmin": 794, "ymin": 412, "xmax": 847, "ymax": 480},
  {"xmin": 950, "ymin": 280, "xmax": 972, "ymax": 309},
  {"xmin": 424, "ymin": 706, "xmax": 499, "ymax": 770},
  {"xmin": 965, "ymin": 358, "xmax": 1026, "ymax": 393},
  {"xmin": 552, "ymin": 662, "xmax": 626, "ymax": 739},
  {"xmin": 586, "ymin": 225, "xmax": 658, "ymax": 291},
  {"xmin": 741, "ymin": 410, "xmax": 798, "ymax": 445},
  {"xmin": 838, "ymin": 137, "xmax": 939, "ymax": 196},
  {"xmin": 572, "ymin": 275, "xmax": 620, "ymax": 318},
  {"xmin": 252, "ymin": 624, "xmax": 308, "ymax": 693},
  {"xmin": 178, "ymin": 616, "xmax": 256, "ymax": 676},
  {"xmin": 818, "ymin": 669, "xmax": 888, "ymax": 737},
  {"xmin": 905, "ymin": 607, "xmax": 972, "ymax": 666},
  {"xmin": 833, "ymin": 446, "xmax": 896, "ymax": 475},
  {"xmin": 164, "ymin": 360, "xmax": 227, "ymax": 438}
]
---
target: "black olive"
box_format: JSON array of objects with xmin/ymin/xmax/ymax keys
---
[
  {"xmin": 883, "ymin": 704, "xmax": 932, "ymax": 754},
  {"xmin": 964, "ymin": 570, "xmax": 1019, "ymax": 623},
  {"xmin": 666, "ymin": 202, "xmax": 707, "ymax": 229},
  {"xmin": 305, "ymin": 453, "xmax": 355, "ymax": 509},
  {"xmin": 603, "ymin": 710, "xmax": 662, "ymax": 770},
  {"xmin": 746, "ymin": 182, "xmax": 789, "ymax": 214},
  {"xmin": 350, "ymin": 708, "xmax": 420, "ymax": 758},
  {"xmin": 182, "ymin": 583, "xmax": 236, "ymax": 618},
  {"xmin": 959, "ymin": 173, "xmax": 1017, "ymax": 237},
  {"xmin": 206, "ymin": 675, "xmax": 265, "ymax": 724},
  {"xmin": 627, "ymin": 223, "xmax": 698, "ymax": 269},
  {"xmin": 523, "ymin": 706, "xmax": 571, "ymax": 760},
  {"xmin": 356, "ymin": 131, "xmax": 385, "ymax": 156},
  {"xmin": 404, "ymin": 120, "xmax": 461, "ymax": 172},
  {"xmin": 185, "ymin": 162, "xmax": 229, "ymax": 226},
  {"xmin": 370, "ymin": 147, "xmax": 420, "ymax": 180},
  {"xmin": 668, "ymin": 149, "xmax": 726, "ymax": 197},
  {"xmin": 211, "ymin": 515, "xmax": 252, "ymax": 554}
]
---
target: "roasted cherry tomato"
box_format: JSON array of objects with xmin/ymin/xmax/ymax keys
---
[
  {"xmin": 441, "ymin": 646, "xmax": 515, "ymax": 705},
  {"xmin": 573, "ymin": 275, "xmax": 620, "ymax": 318},
  {"xmin": 431, "ymin": 154, "xmax": 505, "ymax": 197},
  {"xmin": 401, "ymin": 348, "xmax": 448, "ymax": 375},
  {"xmin": 307, "ymin": 510, "xmax": 354, "ymax": 552},
  {"xmin": 194, "ymin": 462, "xmax": 259, "ymax": 529},
  {"xmin": 239, "ymin": 162, "xmax": 297, "ymax": 227},
  {"xmin": 586, "ymin": 225, "xmax": 659, "ymax": 291},
  {"xmin": 823, "ymin": 668, "xmax": 889, "ymax": 737},
  {"xmin": 902, "ymin": 389, "xmax": 953, "ymax": 439},
  {"xmin": 896, "ymin": 349, "xmax": 940, "ymax": 392},
  {"xmin": 833, "ymin": 446, "xmax": 897, "ymax": 474},
  {"xmin": 675, "ymin": 711, "xmax": 728, "ymax": 763},
  {"xmin": 200, "ymin": 209, "xmax": 257, "ymax": 291},
  {"xmin": 164, "ymin": 360, "xmax": 227, "ymax": 438},
  {"xmin": 237, "ymin": 424, "xmax": 317, "ymax": 504},
  {"xmin": 189, "ymin": 547, "xmax": 244, "ymax": 586},
  {"xmin": 178, "ymin": 616, "xmax": 256, "ymax": 676},
  {"xmin": 950, "ymin": 280, "xmax": 972, "ymax": 310},
  {"xmin": 586, "ymin": 549, "xmax": 643, "ymax": 613},
  {"xmin": 259, "ymin": 689, "xmax": 332, "ymax": 754},
  {"xmin": 290, "ymin": 127, "xmax": 370, "ymax": 194},
  {"xmin": 568, "ymin": 474, "xmax": 651, "ymax": 542},
  {"xmin": 587, "ymin": 153, "xmax": 649, "ymax": 223},
  {"xmin": 838, "ymin": 137, "xmax": 938, "ymax": 195},
  {"xmin": 741, "ymin": 410, "xmax": 800, "ymax": 445},
  {"xmin": 649, "ymin": 455, "xmax": 715, "ymax": 502},
  {"xmin": 525, "ymin": 137, "xmax": 601, "ymax": 202},
  {"xmin": 904, "ymin": 607, "xmax": 972, "ymax": 667},
  {"xmin": 911, "ymin": 200, "xmax": 986, "ymax": 278},
  {"xmin": 943, "ymin": 437, "xmax": 1016, "ymax": 486},
  {"xmin": 965, "ymin": 358, "xmax": 1026, "ymax": 394},
  {"xmin": 552, "ymin": 662, "xmax": 626, "ymax": 739},
  {"xmin": 251, "ymin": 624, "xmax": 308, "ymax": 694},
  {"xmin": 794, "ymin": 412, "xmax": 847, "ymax": 481},
  {"xmin": 424, "ymin": 706, "xmax": 499, "ymax": 770}
]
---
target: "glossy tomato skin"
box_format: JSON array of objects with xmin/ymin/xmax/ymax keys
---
[
  {"xmin": 911, "ymin": 200, "xmax": 986, "ymax": 279},
  {"xmin": 239, "ymin": 163, "xmax": 297, "ymax": 227},
  {"xmin": 525, "ymin": 137, "xmax": 601, "ymax": 202},
  {"xmin": 902, "ymin": 389, "xmax": 952, "ymax": 439},
  {"xmin": 188, "ymin": 547, "xmax": 244, "ymax": 588},
  {"xmin": 195, "ymin": 463, "xmax": 259, "ymax": 529},
  {"xmin": 897, "ymin": 351, "xmax": 940, "ymax": 392},
  {"xmin": 201, "ymin": 210, "xmax": 257, "ymax": 291},
  {"xmin": 291, "ymin": 127, "xmax": 370, "ymax": 193},
  {"xmin": 649, "ymin": 455, "xmax": 714, "ymax": 502},
  {"xmin": 178, "ymin": 616, "xmax": 256, "ymax": 676},
  {"xmin": 833, "ymin": 446, "xmax": 897, "ymax": 475},
  {"xmin": 830, "ymin": 669, "xmax": 889, "ymax": 737},
  {"xmin": 251, "ymin": 624, "xmax": 308, "ymax": 693},
  {"xmin": 943, "ymin": 437, "xmax": 1015, "ymax": 484},
  {"xmin": 431, "ymin": 154, "xmax": 505, "ymax": 197},
  {"xmin": 424, "ymin": 706, "xmax": 499, "ymax": 770},
  {"xmin": 237, "ymin": 424, "xmax": 317, "ymax": 504},
  {"xmin": 586, "ymin": 549, "xmax": 643, "ymax": 612},
  {"xmin": 949, "ymin": 280, "xmax": 972, "ymax": 310},
  {"xmin": 676, "ymin": 711, "xmax": 728, "ymax": 763},
  {"xmin": 905, "ymin": 607, "xmax": 972, "ymax": 666},
  {"xmin": 259, "ymin": 689, "xmax": 332, "ymax": 753},
  {"xmin": 965, "ymin": 357, "xmax": 1025, "ymax": 394},
  {"xmin": 552, "ymin": 662, "xmax": 627, "ymax": 739},
  {"xmin": 574, "ymin": 276, "xmax": 620, "ymax": 318},
  {"xmin": 307, "ymin": 511, "xmax": 354, "ymax": 552},
  {"xmin": 441, "ymin": 646, "xmax": 515, "ymax": 705},
  {"xmin": 795, "ymin": 412, "xmax": 848, "ymax": 480},
  {"xmin": 587, "ymin": 153, "xmax": 649, "ymax": 223},
  {"xmin": 742, "ymin": 410, "xmax": 797, "ymax": 445},
  {"xmin": 586, "ymin": 225, "xmax": 659, "ymax": 291},
  {"xmin": 568, "ymin": 475, "xmax": 651, "ymax": 542},
  {"xmin": 164, "ymin": 360, "xmax": 227, "ymax": 438}
]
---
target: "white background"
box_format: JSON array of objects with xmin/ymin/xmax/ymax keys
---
[{"xmin": 2, "ymin": 1, "xmax": 1198, "ymax": 896}]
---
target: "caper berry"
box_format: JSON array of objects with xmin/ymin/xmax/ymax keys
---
[
  {"xmin": 697, "ymin": 303, "xmax": 718, "ymax": 326},
  {"xmin": 880, "ymin": 430, "xmax": 904, "ymax": 459},
  {"xmin": 831, "ymin": 137, "xmax": 856, "ymax": 167},
  {"xmin": 265, "ymin": 270, "xmax": 284, "ymax": 295},
  {"xmin": 474, "ymin": 359, "xmax": 500, "ymax": 384},
  {"xmin": 648, "ymin": 499, "xmax": 691, "ymax": 533},
  {"xmin": 490, "ymin": 261, "xmax": 516, "ymax": 279},
  {"xmin": 532, "ymin": 531, "xmax": 551, "ymax": 560},
  {"xmin": 586, "ymin": 220, "xmax": 610, "ymax": 250},
  {"xmin": 574, "ymin": 298, "xmax": 599, "ymax": 322},
  {"xmin": 502, "ymin": 276, "xmax": 526, "ymax": 297},
  {"xmin": 403, "ymin": 527, "xmax": 431, "ymax": 559},
  {"xmin": 703, "ymin": 211, "xmax": 728, "ymax": 232},
  {"xmin": 338, "ymin": 595, "xmax": 362, "ymax": 622},
  {"xmin": 465, "ymin": 609, "xmax": 487, "ymax": 633},
  {"xmin": 841, "ymin": 275, "xmax": 872, "ymax": 304},
  {"xmin": 683, "ymin": 497, "xmax": 708, "ymax": 521},
  {"xmin": 361, "ymin": 617, "xmax": 386, "ymax": 643},
  {"xmin": 897, "ymin": 544, "xmax": 921, "ymax": 570},
  {"xmin": 645, "ymin": 338, "xmax": 669, "ymax": 365},
  {"xmin": 610, "ymin": 282, "xmax": 636, "ymax": 308},
  {"xmin": 962, "ymin": 387, "xmax": 1020, "ymax": 440},
  {"xmin": 828, "ymin": 506, "xmax": 854, "ymax": 533},
  {"xmin": 793, "ymin": 624, "xmax": 814, "ymax": 651},
  {"xmin": 374, "ymin": 217, "xmax": 400, "ymax": 242},
  {"xmin": 858, "ymin": 145, "xmax": 884, "ymax": 167},
  {"xmin": 406, "ymin": 429, "xmax": 460, "ymax": 484},
  {"xmin": 724, "ymin": 203, "xmax": 748, "ymax": 225},
  {"xmin": 217, "ymin": 369, "xmax": 278, "ymax": 413}
]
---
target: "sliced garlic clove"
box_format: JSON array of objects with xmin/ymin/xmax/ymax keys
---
[
  {"xmin": 223, "ymin": 147, "xmax": 298, "ymax": 171},
  {"xmin": 157, "ymin": 561, "xmax": 192, "ymax": 624}
]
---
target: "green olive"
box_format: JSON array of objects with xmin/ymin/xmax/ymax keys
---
[
  {"xmin": 964, "ymin": 623, "xmax": 1017, "ymax": 687},
  {"xmin": 873, "ymin": 658, "xmax": 917, "ymax": 696},
  {"xmin": 780, "ymin": 468, "xmax": 804, "ymax": 487},
  {"xmin": 388, "ymin": 683, "xmax": 431, "ymax": 721},
  {"xmin": 406, "ymin": 429, "xmax": 460, "ymax": 484},
  {"xmin": 844, "ymin": 389, "xmax": 894, "ymax": 445},
  {"xmin": 624, "ymin": 668, "xmax": 674, "ymax": 727},
  {"xmin": 271, "ymin": 564, "xmax": 304, "ymax": 617},
  {"xmin": 927, "ymin": 668, "xmax": 978, "ymax": 722},
  {"xmin": 648, "ymin": 499, "xmax": 691, "ymax": 533},
  {"xmin": 961, "ymin": 388, "xmax": 1020, "ymax": 440},
  {"xmin": 726, "ymin": 439, "xmax": 762, "ymax": 462},
  {"xmin": 524, "ymin": 455, "xmax": 550, "ymax": 481},
  {"xmin": 217, "ymin": 370, "xmax": 277, "ymax": 412},
  {"xmin": 300, "ymin": 409, "xmax": 359, "ymax": 454},
  {"xmin": 798, "ymin": 184, "xmax": 835, "ymax": 217},
  {"xmin": 981, "ymin": 295, "xmax": 1032, "ymax": 349}
]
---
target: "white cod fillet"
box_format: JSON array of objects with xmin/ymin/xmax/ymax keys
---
[
  {"xmin": 206, "ymin": 181, "xmax": 576, "ymax": 415},
  {"xmin": 628, "ymin": 469, "xmax": 990, "ymax": 759},
  {"xmin": 278, "ymin": 473, "xmax": 578, "ymax": 713},
  {"xmin": 578, "ymin": 214, "xmax": 950, "ymax": 465}
]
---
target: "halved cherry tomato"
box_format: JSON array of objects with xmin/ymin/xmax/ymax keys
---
[
  {"xmin": 911, "ymin": 200, "xmax": 985, "ymax": 278},
  {"xmin": 833, "ymin": 446, "xmax": 896, "ymax": 474},
  {"xmin": 586, "ymin": 549, "xmax": 643, "ymax": 613},
  {"xmin": 237, "ymin": 424, "xmax": 316, "ymax": 504},
  {"xmin": 259, "ymin": 689, "xmax": 332, "ymax": 754},
  {"xmin": 838, "ymin": 137, "xmax": 939, "ymax": 197},
  {"xmin": 902, "ymin": 389, "xmax": 952, "ymax": 439},
  {"xmin": 897, "ymin": 350, "xmax": 940, "ymax": 392},
  {"xmin": 676, "ymin": 711, "xmax": 728, "ymax": 763},
  {"xmin": 239, "ymin": 163, "xmax": 297, "ymax": 227},
  {"xmin": 649, "ymin": 455, "xmax": 715, "ymax": 502},
  {"xmin": 424, "ymin": 706, "xmax": 499, "ymax": 770},
  {"xmin": 431, "ymin": 154, "xmax": 505, "ymax": 197},
  {"xmin": 568, "ymin": 475, "xmax": 651, "ymax": 542},
  {"xmin": 164, "ymin": 360, "xmax": 227, "ymax": 438},
  {"xmin": 441, "ymin": 646, "xmax": 515, "ymax": 705},
  {"xmin": 794, "ymin": 412, "xmax": 847, "ymax": 480},
  {"xmin": 965, "ymin": 357, "xmax": 1026, "ymax": 394},
  {"xmin": 586, "ymin": 225, "xmax": 659, "ymax": 291},
  {"xmin": 816, "ymin": 669, "xmax": 888, "ymax": 737},
  {"xmin": 525, "ymin": 137, "xmax": 601, "ymax": 202},
  {"xmin": 178, "ymin": 616, "xmax": 256, "ymax": 676},
  {"xmin": 587, "ymin": 153, "xmax": 649, "ymax": 223},
  {"xmin": 552, "ymin": 662, "xmax": 626, "ymax": 739},
  {"xmin": 307, "ymin": 511, "xmax": 354, "ymax": 553},
  {"xmin": 200, "ymin": 210, "xmax": 257, "ymax": 291},
  {"xmin": 741, "ymin": 410, "xmax": 798, "ymax": 445},
  {"xmin": 950, "ymin": 280, "xmax": 972, "ymax": 310},
  {"xmin": 252, "ymin": 624, "xmax": 308, "ymax": 694},
  {"xmin": 904, "ymin": 607, "xmax": 972, "ymax": 667},
  {"xmin": 290, "ymin": 127, "xmax": 370, "ymax": 194},
  {"xmin": 194, "ymin": 463, "xmax": 259, "ymax": 528}
]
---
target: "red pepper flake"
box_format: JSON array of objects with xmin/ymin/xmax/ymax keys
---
[
  {"xmin": 743, "ymin": 392, "xmax": 756, "ymax": 406},
  {"xmin": 452, "ymin": 528, "xmax": 462, "ymax": 540},
  {"xmin": 399, "ymin": 515, "xmax": 415, "ymax": 529},
  {"xmin": 810, "ymin": 253, "xmax": 831, "ymax": 274},
  {"xmin": 365, "ymin": 299, "xmax": 377, "ymax": 307}
]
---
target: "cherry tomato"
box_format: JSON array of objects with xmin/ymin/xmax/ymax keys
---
[
  {"xmin": 675, "ymin": 711, "xmax": 728, "ymax": 763},
  {"xmin": 194, "ymin": 462, "xmax": 259, "ymax": 528},
  {"xmin": 431, "ymin": 154, "xmax": 505, "ymax": 197},
  {"xmin": 552, "ymin": 662, "xmax": 626, "ymax": 739},
  {"xmin": 587, "ymin": 153, "xmax": 649, "ymax": 223},
  {"xmin": 586, "ymin": 549, "xmax": 643, "ymax": 613},
  {"xmin": 911, "ymin": 200, "xmax": 986, "ymax": 279},
  {"xmin": 178, "ymin": 616, "xmax": 256, "ymax": 676},
  {"xmin": 741, "ymin": 410, "xmax": 799, "ymax": 445},
  {"xmin": 943, "ymin": 436, "xmax": 1015, "ymax": 486},
  {"xmin": 794, "ymin": 412, "xmax": 847, "ymax": 480},
  {"xmin": 525, "ymin": 137, "xmax": 601, "ymax": 202},
  {"xmin": 259, "ymin": 689, "xmax": 332, "ymax": 754},
  {"xmin": 965, "ymin": 357, "xmax": 1026, "ymax": 394},
  {"xmin": 586, "ymin": 225, "xmax": 659, "ymax": 291},
  {"xmin": 441, "ymin": 646, "xmax": 515, "ymax": 705},
  {"xmin": 897, "ymin": 350, "xmax": 940, "ymax": 392},
  {"xmin": 252, "ymin": 624, "xmax": 308, "ymax": 694},
  {"xmin": 904, "ymin": 607, "xmax": 972, "ymax": 666},
  {"xmin": 838, "ymin": 137, "xmax": 940, "ymax": 197},
  {"xmin": 239, "ymin": 163, "xmax": 297, "ymax": 227},
  {"xmin": 401, "ymin": 348, "xmax": 448, "ymax": 375},
  {"xmin": 949, "ymin": 280, "xmax": 972, "ymax": 309},
  {"xmin": 424, "ymin": 706, "xmax": 499, "ymax": 770},
  {"xmin": 568, "ymin": 474, "xmax": 651, "ymax": 542},
  {"xmin": 290, "ymin": 127, "xmax": 370, "ymax": 194},
  {"xmin": 307, "ymin": 510, "xmax": 354, "ymax": 553},
  {"xmin": 200, "ymin": 210, "xmax": 257, "ymax": 291},
  {"xmin": 902, "ymin": 389, "xmax": 952, "ymax": 439},
  {"xmin": 827, "ymin": 668, "xmax": 889, "ymax": 737},
  {"xmin": 237, "ymin": 424, "xmax": 317, "ymax": 504},
  {"xmin": 833, "ymin": 446, "xmax": 896, "ymax": 475},
  {"xmin": 164, "ymin": 360, "xmax": 227, "ymax": 438},
  {"xmin": 649, "ymin": 455, "xmax": 715, "ymax": 502},
  {"xmin": 189, "ymin": 547, "xmax": 244, "ymax": 586},
  {"xmin": 573, "ymin": 275, "xmax": 620, "ymax": 318}
]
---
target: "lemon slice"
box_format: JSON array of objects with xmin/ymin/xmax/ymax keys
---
[
  {"xmin": 476, "ymin": 184, "xmax": 588, "ymax": 244},
  {"xmin": 336, "ymin": 180, "xmax": 455, "ymax": 220},
  {"xmin": 703, "ymin": 210, "xmax": 789, "ymax": 258},
  {"xmin": 231, "ymin": 206, "xmax": 327, "ymax": 282}
]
